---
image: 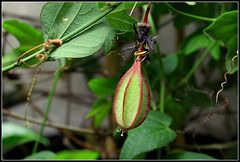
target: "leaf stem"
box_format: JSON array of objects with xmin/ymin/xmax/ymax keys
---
[
  {"xmin": 2, "ymin": 2, "xmax": 122, "ymax": 72},
  {"xmin": 179, "ymin": 41, "xmax": 217, "ymax": 86},
  {"xmin": 165, "ymin": 3, "xmax": 216, "ymax": 22},
  {"xmin": 146, "ymin": 5, "xmax": 165, "ymax": 113},
  {"xmin": 32, "ymin": 62, "xmax": 62, "ymax": 154}
]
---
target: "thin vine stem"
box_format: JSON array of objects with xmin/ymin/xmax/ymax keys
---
[
  {"xmin": 2, "ymin": 2, "xmax": 122, "ymax": 72},
  {"xmin": 145, "ymin": 5, "xmax": 166, "ymax": 113},
  {"xmin": 179, "ymin": 41, "xmax": 218, "ymax": 87},
  {"xmin": 2, "ymin": 48, "xmax": 45, "ymax": 72},
  {"xmin": 142, "ymin": 63, "xmax": 157, "ymax": 110},
  {"xmin": 143, "ymin": 5, "xmax": 166, "ymax": 159},
  {"xmin": 165, "ymin": 2, "xmax": 216, "ymax": 22},
  {"xmin": 32, "ymin": 63, "xmax": 62, "ymax": 154}
]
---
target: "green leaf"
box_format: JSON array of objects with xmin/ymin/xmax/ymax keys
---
[
  {"xmin": 209, "ymin": 41, "xmax": 221, "ymax": 60},
  {"xmin": 54, "ymin": 150, "xmax": 100, "ymax": 160},
  {"xmin": 2, "ymin": 20, "xmax": 44, "ymax": 69},
  {"xmin": 175, "ymin": 86, "xmax": 214, "ymax": 109},
  {"xmin": 163, "ymin": 53, "xmax": 179, "ymax": 74},
  {"xmin": 145, "ymin": 59, "xmax": 161, "ymax": 88},
  {"xmin": 88, "ymin": 78, "xmax": 119, "ymax": 96},
  {"xmin": 98, "ymin": 2, "xmax": 147, "ymax": 11},
  {"xmin": 102, "ymin": 28, "xmax": 118, "ymax": 53},
  {"xmin": 2, "ymin": 122, "xmax": 50, "ymax": 149},
  {"xmin": 2, "ymin": 46, "xmax": 38, "ymax": 68},
  {"xmin": 178, "ymin": 26, "xmax": 221, "ymax": 60},
  {"xmin": 183, "ymin": 34, "xmax": 221, "ymax": 60},
  {"xmin": 165, "ymin": 94, "xmax": 190, "ymax": 130},
  {"xmin": 86, "ymin": 97, "xmax": 112, "ymax": 127},
  {"xmin": 164, "ymin": 151, "xmax": 217, "ymax": 160},
  {"xmin": 204, "ymin": 10, "xmax": 238, "ymax": 74},
  {"xmin": 184, "ymin": 34, "xmax": 209, "ymax": 55},
  {"xmin": 24, "ymin": 149, "xmax": 100, "ymax": 160},
  {"xmin": 24, "ymin": 151, "xmax": 56, "ymax": 160},
  {"xmin": 40, "ymin": 2, "xmax": 111, "ymax": 59},
  {"xmin": 186, "ymin": 2, "xmax": 196, "ymax": 6},
  {"xmin": 106, "ymin": 8, "xmax": 138, "ymax": 32},
  {"xmin": 97, "ymin": 2, "xmax": 107, "ymax": 9},
  {"xmin": 152, "ymin": 3, "xmax": 170, "ymax": 24},
  {"xmin": 119, "ymin": 111, "xmax": 177, "ymax": 160},
  {"xmin": 40, "ymin": 2, "xmax": 78, "ymax": 41},
  {"xmin": 2, "ymin": 19, "xmax": 44, "ymax": 46}
]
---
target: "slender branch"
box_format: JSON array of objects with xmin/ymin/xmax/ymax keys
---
[
  {"xmin": 3, "ymin": 109, "xmax": 110, "ymax": 135},
  {"xmin": 32, "ymin": 63, "xmax": 62, "ymax": 154},
  {"xmin": 129, "ymin": 2, "xmax": 137, "ymax": 16},
  {"xmin": 31, "ymin": 101, "xmax": 103, "ymax": 152},
  {"xmin": 2, "ymin": 2, "xmax": 122, "ymax": 72},
  {"xmin": 165, "ymin": 3, "xmax": 216, "ymax": 22}
]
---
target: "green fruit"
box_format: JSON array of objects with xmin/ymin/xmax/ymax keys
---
[{"xmin": 113, "ymin": 60, "xmax": 150, "ymax": 136}]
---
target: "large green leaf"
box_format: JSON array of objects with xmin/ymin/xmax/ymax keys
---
[
  {"xmin": 40, "ymin": 2, "xmax": 111, "ymax": 59},
  {"xmin": 88, "ymin": 78, "xmax": 119, "ymax": 96},
  {"xmin": 24, "ymin": 151, "xmax": 56, "ymax": 160},
  {"xmin": 119, "ymin": 111, "xmax": 176, "ymax": 160},
  {"xmin": 164, "ymin": 151, "xmax": 217, "ymax": 160},
  {"xmin": 2, "ymin": 122, "xmax": 50, "ymax": 149},
  {"xmin": 54, "ymin": 150, "xmax": 100, "ymax": 160},
  {"xmin": 2, "ymin": 20, "xmax": 44, "ymax": 68},
  {"xmin": 86, "ymin": 97, "xmax": 112, "ymax": 128},
  {"xmin": 204, "ymin": 10, "xmax": 238, "ymax": 74}
]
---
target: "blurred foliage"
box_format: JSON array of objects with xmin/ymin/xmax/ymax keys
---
[{"xmin": 2, "ymin": 2, "xmax": 238, "ymax": 160}]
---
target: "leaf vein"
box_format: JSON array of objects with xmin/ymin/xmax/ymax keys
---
[
  {"xmin": 47, "ymin": 3, "xmax": 64, "ymax": 40},
  {"xmin": 59, "ymin": 3, "xmax": 83, "ymax": 39}
]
